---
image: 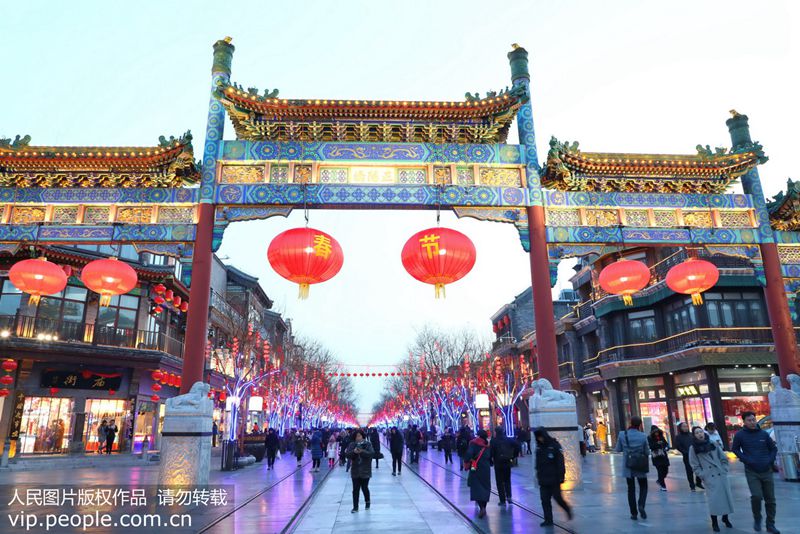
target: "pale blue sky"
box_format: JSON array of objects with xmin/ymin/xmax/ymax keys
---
[{"xmin": 2, "ymin": 1, "xmax": 798, "ymax": 411}]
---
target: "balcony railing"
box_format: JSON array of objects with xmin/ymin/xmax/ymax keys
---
[{"xmin": 0, "ymin": 313, "xmax": 184, "ymax": 359}]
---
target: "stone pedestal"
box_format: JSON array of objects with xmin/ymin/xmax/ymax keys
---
[
  {"xmin": 526, "ymin": 379, "xmax": 583, "ymax": 490},
  {"xmin": 768, "ymin": 375, "xmax": 800, "ymax": 481},
  {"xmin": 158, "ymin": 382, "xmax": 213, "ymax": 486}
]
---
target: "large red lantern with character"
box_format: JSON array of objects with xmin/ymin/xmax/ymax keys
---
[
  {"xmin": 9, "ymin": 257, "xmax": 68, "ymax": 306},
  {"xmin": 666, "ymin": 257, "xmax": 719, "ymax": 305},
  {"xmin": 401, "ymin": 227, "xmax": 476, "ymax": 298},
  {"xmin": 268, "ymin": 227, "xmax": 344, "ymax": 299},
  {"xmin": 598, "ymin": 259, "xmax": 651, "ymax": 306},
  {"xmin": 81, "ymin": 257, "xmax": 138, "ymax": 306}
]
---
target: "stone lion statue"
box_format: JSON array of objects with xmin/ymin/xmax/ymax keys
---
[
  {"xmin": 166, "ymin": 381, "xmax": 212, "ymax": 411},
  {"xmin": 531, "ymin": 378, "xmax": 575, "ymax": 409},
  {"xmin": 768, "ymin": 374, "xmax": 800, "ymax": 407},
  {"xmin": 788, "ymin": 373, "xmax": 800, "ymax": 395}
]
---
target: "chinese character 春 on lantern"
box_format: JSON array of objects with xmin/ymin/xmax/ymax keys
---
[
  {"xmin": 267, "ymin": 227, "xmax": 344, "ymax": 299},
  {"xmin": 401, "ymin": 227, "xmax": 476, "ymax": 298}
]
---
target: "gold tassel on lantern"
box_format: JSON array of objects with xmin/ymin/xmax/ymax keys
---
[
  {"xmin": 298, "ymin": 283, "xmax": 310, "ymax": 300},
  {"xmin": 691, "ymin": 293, "xmax": 703, "ymax": 306},
  {"xmin": 623, "ymin": 295, "xmax": 633, "ymax": 306},
  {"xmin": 435, "ymin": 283, "xmax": 446, "ymax": 299}
]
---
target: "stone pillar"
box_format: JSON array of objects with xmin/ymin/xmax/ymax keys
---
[
  {"xmin": 158, "ymin": 382, "xmax": 213, "ymax": 486},
  {"xmin": 527, "ymin": 380, "xmax": 582, "ymax": 490}
]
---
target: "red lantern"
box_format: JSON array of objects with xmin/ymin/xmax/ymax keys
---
[
  {"xmin": 108, "ymin": 389, "xmax": 115, "ymax": 396},
  {"xmin": 81, "ymin": 370, "xmax": 92, "ymax": 380},
  {"xmin": 165, "ymin": 289, "xmax": 174, "ymax": 300},
  {"xmin": 401, "ymin": 227, "xmax": 476, "ymax": 298},
  {"xmin": 9, "ymin": 257, "xmax": 68, "ymax": 305},
  {"xmin": 151, "ymin": 370, "xmax": 163, "ymax": 382},
  {"xmin": 151, "ymin": 383, "xmax": 162, "ymax": 392},
  {"xmin": 666, "ymin": 257, "xmax": 719, "ymax": 305},
  {"xmin": 151, "ymin": 394, "xmax": 160, "ymax": 402},
  {"xmin": 0, "ymin": 389, "xmax": 9, "ymax": 398},
  {"xmin": 176, "ymin": 376, "xmax": 182, "ymax": 388},
  {"xmin": 180, "ymin": 301, "xmax": 189, "ymax": 313},
  {"xmin": 267, "ymin": 227, "xmax": 344, "ymax": 299},
  {"xmin": 598, "ymin": 259, "xmax": 651, "ymax": 306},
  {"xmin": 154, "ymin": 283, "xmax": 166, "ymax": 295},
  {"xmin": 81, "ymin": 257, "xmax": 138, "ymax": 306},
  {"xmin": 1, "ymin": 359, "xmax": 17, "ymax": 373},
  {"xmin": 49, "ymin": 387, "xmax": 59, "ymax": 395},
  {"xmin": 173, "ymin": 296, "xmax": 182, "ymax": 307},
  {"xmin": 154, "ymin": 296, "xmax": 165, "ymax": 305},
  {"xmin": 0, "ymin": 375, "xmax": 13, "ymax": 386},
  {"xmin": 154, "ymin": 306, "xmax": 163, "ymax": 314}
]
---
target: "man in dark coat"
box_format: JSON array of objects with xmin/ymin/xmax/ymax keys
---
[
  {"xmin": 440, "ymin": 428, "xmax": 455, "ymax": 464},
  {"xmin": 369, "ymin": 428, "xmax": 381, "ymax": 468},
  {"xmin": 389, "ymin": 426, "xmax": 404, "ymax": 475},
  {"xmin": 345, "ymin": 429, "xmax": 375, "ymax": 513},
  {"xmin": 456, "ymin": 425, "xmax": 473, "ymax": 471},
  {"xmin": 465, "ymin": 429, "xmax": 491, "ymax": 518},
  {"xmin": 732, "ymin": 411, "xmax": 780, "ymax": 533},
  {"xmin": 407, "ymin": 425, "xmax": 422, "ymax": 464},
  {"xmin": 534, "ymin": 427, "xmax": 572, "ymax": 526},
  {"xmin": 264, "ymin": 428, "xmax": 280, "ymax": 470},
  {"xmin": 490, "ymin": 426, "xmax": 517, "ymax": 505}
]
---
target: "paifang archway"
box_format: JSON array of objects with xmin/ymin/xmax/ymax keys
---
[{"xmin": 1, "ymin": 38, "xmax": 798, "ymax": 394}]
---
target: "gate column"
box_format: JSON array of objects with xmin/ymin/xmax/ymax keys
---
[{"xmin": 508, "ymin": 45, "xmax": 560, "ymax": 388}]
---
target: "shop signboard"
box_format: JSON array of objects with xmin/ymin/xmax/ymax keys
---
[{"xmin": 40, "ymin": 369, "xmax": 123, "ymax": 391}]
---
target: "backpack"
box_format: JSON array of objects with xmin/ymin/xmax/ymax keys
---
[
  {"xmin": 496, "ymin": 438, "xmax": 515, "ymax": 462},
  {"xmin": 624, "ymin": 430, "xmax": 649, "ymax": 473}
]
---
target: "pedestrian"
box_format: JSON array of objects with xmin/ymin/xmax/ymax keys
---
[
  {"xmin": 689, "ymin": 426, "xmax": 734, "ymax": 532},
  {"xmin": 212, "ymin": 420, "xmax": 218, "ymax": 448},
  {"xmin": 265, "ymin": 428, "xmax": 279, "ymax": 470},
  {"xmin": 534, "ymin": 427, "xmax": 572, "ymax": 526},
  {"xmin": 596, "ymin": 421, "xmax": 607, "ymax": 453},
  {"xmin": 731, "ymin": 411, "xmax": 779, "ymax": 533},
  {"xmin": 648, "ymin": 425, "xmax": 670, "ymax": 491},
  {"xmin": 676, "ymin": 422, "xmax": 704, "ymax": 491},
  {"xmin": 105, "ymin": 420, "xmax": 117, "ymax": 454},
  {"xmin": 327, "ymin": 434, "xmax": 338, "ymax": 468},
  {"xmin": 310, "ymin": 429, "xmax": 323, "ymax": 472},
  {"xmin": 465, "ymin": 428, "xmax": 491, "ymax": 518},
  {"xmin": 705, "ymin": 422, "xmax": 725, "ymax": 450},
  {"xmin": 338, "ymin": 429, "xmax": 350, "ymax": 467},
  {"xmin": 490, "ymin": 426, "xmax": 517, "ymax": 506},
  {"xmin": 440, "ymin": 427, "xmax": 455, "ymax": 464},
  {"xmin": 585, "ymin": 424, "xmax": 596, "ymax": 453},
  {"xmin": 369, "ymin": 428, "xmax": 381, "ymax": 468},
  {"xmin": 389, "ymin": 426, "xmax": 404, "ymax": 475},
  {"xmin": 346, "ymin": 430, "xmax": 375, "ymax": 513},
  {"xmin": 408, "ymin": 424, "xmax": 421, "ymax": 463},
  {"xmin": 615, "ymin": 415, "xmax": 650, "ymax": 521},
  {"xmin": 294, "ymin": 431, "xmax": 306, "ymax": 467},
  {"xmin": 456, "ymin": 425, "xmax": 473, "ymax": 471},
  {"xmin": 96, "ymin": 420, "xmax": 108, "ymax": 454}
]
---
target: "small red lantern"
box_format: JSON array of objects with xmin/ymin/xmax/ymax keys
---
[
  {"xmin": 401, "ymin": 227, "xmax": 476, "ymax": 298},
  {"xmin": 9, "ymin": 257, "xmax": 68, "ymax": 306},
  {"xmin": 151, "ymin": 394, "xmax": 160, "ymax": 402},
  {"xmin": 0, "ymin": 389, "xmax": 9, "ymax": 398},
  {"xmin": 180, "ymin": 301, "xmax": 189, "ymax": 313},
  {"xmin": 154, "ymin": 306, "xmax": 163, "ymax": 314},
  {"xmin": 165, "ymin": 289, "xmax": 174, "ymax": 300},
  {"xmin": 173, "ymin": 296, "xmax": 182, "ymax": 307},
  {"xmin": 666, "ymin": 257, "xmax": 719, "ymax": 305},
  {"xmin": 219, "ymin": 391, "xmax": 227, "ymax": 402},
  {"xmin": 154, "ymin": 283, "xmax": 166, "ymax": 295},
  {"xmin": 81, "ymin": 257, "xmax": 138, "ymax": 306},
  {"xmin": 49, "ymin": 387, "xmax": 59, "ymax": 395},
  {"xmin": 1, "ymin": 359, "xmax": 17, "ymax": 373},
  {"xmin": 176, "ymin": 376, "xmax": 182, "ymax": 388},
  {"xmin": 81, "ymin": 370, "xmax": 92, "ymax": 380},
  {"xmin": 267, "ymin": 227, "xmax": 344, "ymax": 299},
  {"xmin": 151, "ymin": 370, "xmax": 163, "ymax": 382},
  {"xmin": 108, "ymin": 389, "xmax": 115, "ymax": 396},
  {"xmin": 0, "ymin": 375, "xmax": 13, "ymax": 386},
  {"xmin": 151, "ymin": 383, "xmax": 162, "ymax": 392},
  {"xmin": 154, "ymin": 296, "xmax": 165, "ymax": 305},
  {"xmin": 598, "ymin": 259, "xmax": 651, "ymax": 306}
]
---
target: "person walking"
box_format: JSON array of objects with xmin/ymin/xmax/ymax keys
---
[
  {"xmin": 676, "ymin": 422, "xmax": 704, "ymax": 491},
  {"xmin": 534, "ymin": 427, "xmax": 572, "ymax": 526},
  {"xmin": 585, "ymin": 424, "xmax": 596, "ymax": 453},
  {"xmin": 338, "ymin": 429, "xmax": 350, "ymax": 467},
  {"xmin": 491, "ymin": 425, "xmax": 518, "ymax": 505},
  {"xmin": 310, "ymin": 429, "xmax": 323, "ymax": 472},
  {"xmin": 293, "ymin": 431, "xmax": 306, "ymax": 467},
  {"xmin": 731, "ymin": 411, "xmax": 779, "ymax": 533},
  {"xmin": 465, "ymin": 429, "xmax": 491, "ymax": 518},
  {"xmin": 615, "ymin": 416, "xmax": 651, "ymax": 521},
  {"xmin": 346, "ymin": 430, "xmax": 375, "ymax": 513},
  {"xmin": 440, "ymin": 427, "xmax": 455, "ymax": 465},
  {"xmin": 456, "ymin": 425, "xmax": 473, "ymax": 471},
  {"xmin": 689, "ymin": 426, "xmax": 734, "ymax": 532},
  {"xmin": 369, "ymin": 428, "xmax": 381, "ymax": 468},
  {"xmin": 212, "ymin": 420, "xmax": 218, "ymax": 448},
  {"xmin": 648, "ymin": 425, "xmax": 671, "ymax": 491},
  {"xmin": 96, "ymin": 420, "xmax": 108, "ymax": 454},
  {"xmin": 705, "ymin": 422, "xmax": 725, "ymax": 450},
  {"xmin": 265, "ymin": 428, "xmax": 280, "ymax": 470},
  {"xmin": 105, "ymin": 421, "xmax": 117, "ymax": 454},
  {"xmin": 408, "ymin": 425, "xmax": 421, "ymax": 464},
  {"xmin": 327, "ymin": 434, "xmax": 338, "ymax": 468},
  {"xmin": 596, "ymin": 421, "xmax": 607, "ymax": 453},
  {"xmin": 389, "ymin": 426, "xmax": 404, "ymax": 475}
]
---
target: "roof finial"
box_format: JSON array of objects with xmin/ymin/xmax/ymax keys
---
[
  {"xmin": 729, "ymin": 109, "xmax": 741, "ymax": 118},
  {"xmin": 223, "ymin": 36, "xmax": 233, "ymax": 44},
  {"xmin": 511, "ymin": 43, "xmax": 520, "ymax": 50}
]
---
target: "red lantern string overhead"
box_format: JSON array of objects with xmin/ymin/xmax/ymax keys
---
[
  {"xmin": 81, "ymin": 257, "xmax": 138, "ymax": 307},
  {"xmin": 165, "ymin": 289, "xmax": 174, "ymax": 300},
  {"xmin": 666, "ymin": 257, "xmax": 719, "ymax": 305},
  {"xmin": 173, "ymin": 296, "xmax": 182, "ymax": 307},
  {"xmin": 180, "ymin": 301, "xmax": 189, "ymax": 313},
  {"xmin": 2, "ymin": 359, "xmax": 18, "ymax": 373},
  {"xmin": 267, "ymin": 227, "xmax": 344, "ymax": 299},
  {"xmin": 401, "ymin": 227, "xmax": 476, "ymax": 298},
  {"xmin": 0, "ymin": 375, "xmax": 13, "ymax": 386},
  {"xmin": 151, "ymin": 383, "xmax": 162, "ymax": 392},
  {"xmin": 151, "ymin": 394, "xmax": 160, "ymax": 402},
  {"xmin": 151, "ymin": 370, "xmax": 163, "ymax": 382},
  {"xmin": 598, "ymin": 259, "xmax": 651, "ymax": 306},
  {"xmin": 9, "ymin": 257, "xmax": 68, "ymax": 306}
]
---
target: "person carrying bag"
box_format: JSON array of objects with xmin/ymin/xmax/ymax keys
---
[{"xmin": 615, "ymin": 416, "xmax": 651, "ymax": 521}]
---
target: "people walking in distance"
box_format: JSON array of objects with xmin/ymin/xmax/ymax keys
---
[
  {"xmin": 310, "ymin": 429, "xmax": 323, "ymax": 472},
  {"xmin": 490, "ymin": 426, "xmax": 518, "ymax": 505},
  {"xmin": 534, "ymin": 427, "xmax": 572, "ymax": 526},
  {"xmin": 732, "ymin": 411, "xmax": 779, "ymax": 533},
  {"xmin": 440, "ymin": 427, "xmax": 455, "ymax": 464},
  {"xmin": 97, "ymin": 420, "xmax": 108, "ymax": 454},
  {"xmin": 705, "ymin": 422, "xmax": 725, "ymax": 450},
  {"xmin": 327, "ymin": 434, "xmax": 338, "ymax": 468},
  {"xmin": 518, "ymin": 426, "xmax": 532, "ymax": 455},
  {"xmin": 456, "ymin": 425, "xmax": 473, "ymax": 471},
  {"xmin": 105, "ymin": 420, "xmax": 117, "ymax": 454},
  {"xmin": 465, "ymin": 428, "xmax": 491, "ymax": 518},
  {"xmin": 265, "ymin": 428, "xmax": 280, "ymax": 470},
  {"xmin": 407, "ymin": 424, "xmax": 422, "ymax": 464},
  {"xmin": 596, "ymin": 421, "xmax": 607, "ymax": 453},
  {"xmin": 585, "ymin": 423, "xmax": 596, "ymax": 453},
  {"xmin": 676, "ymin": 422, "xmax": 704, "ymax": 491},
  {"xmin": 212, "ymin": 420, "xmax": 218, "ymax": 448},
  {"xmin": 389, "ymin": 426, "xmax": 404, "ymax": 475},
  {"xmin": 369, "ymin": 427, "xmax": 381, "ymax": 468},
  {"xmin": 346, "ymin": 429, "xmax": 375, "ymax": 513},
  {"xmin": 648, "ymin": 426, "xmax": 670, "ymax": 491},
  {"xmin": 338, "ymin": 429, "xmax": 350, "ymax": 467},
  {"xmin": 689, "ymin": 426, "xmax": 734, "ymax": 532},
  {"xmin": 294, "ymin": 431, "xmax": 306, "ymax": 467},
  {"xmin": 615, "ymin": 416, "xmax": 651, "ymax": 521}
]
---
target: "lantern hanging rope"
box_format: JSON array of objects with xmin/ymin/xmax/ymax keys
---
[
  {"xmin": 9, "ymin": 257, "xmax": 68, "ymax": 306},
  {"xmin": 401, "ymin": 227, "xmax": 476, "ymax": 298},
  {"xmin": 267, "ymin": 227, "xmax": 344, "ymax": 299}
]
